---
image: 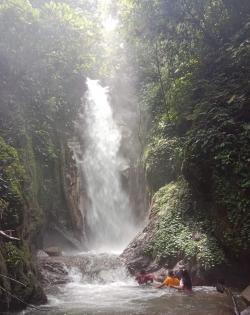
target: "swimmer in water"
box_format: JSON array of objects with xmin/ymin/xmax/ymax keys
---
[
  {"xmin": 170, "ymin": 269, "xmax": 192, "ymax": 292},
  {"xmin": 135, "ymin": 270, "xmax": 154, "ymax": 285}
]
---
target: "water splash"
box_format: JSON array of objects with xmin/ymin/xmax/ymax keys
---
[{"xmin": 77, "ymin": 78, "xmax": 136, "ymax": 252}]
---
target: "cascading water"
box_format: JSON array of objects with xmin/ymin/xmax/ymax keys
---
[{"xmin": 76, "ymin": 78, "xmax": 136, "ymax": 251}]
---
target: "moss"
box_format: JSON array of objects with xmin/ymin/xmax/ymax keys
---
[
  {"xmin": 0, "ymin": 242, "xmax": 47, "ymax": 310},
  {"xmin": 0, "ymin": 136, "xmax": 25, "ymax": 228},
  {"xmin": 17, "ymin": 134, "xmax": 44, "ymax": 238},
  {"xmin": 145, "ymin": 179, "xmax": 225, "ymax": 270},
  {"xmin": 0, "ymin": 136, "xmax": 24, "ymax": 199},
  {"xmin": 4, "ymin": 243, "xmax": 25, "ymax": 271}
]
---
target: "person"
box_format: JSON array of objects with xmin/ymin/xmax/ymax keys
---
[
  {"xmin": 170, "ymin": 269, "xmax": 192, "ymax": 292},
  {"xmin": 156, "ymin": 270, "xmax": 180, "ymax": 288},
  {"xmin": 135, "ymin": 270, "xmax": 154, "ymax": 285}
]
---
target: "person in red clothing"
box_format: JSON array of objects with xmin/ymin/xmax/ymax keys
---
[{"xmin": 135, "ymin": 270, "xmax": 154, "ymax": 285}]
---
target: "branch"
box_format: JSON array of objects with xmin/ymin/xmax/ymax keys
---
[{"xmin": 0, "ymin": 230, "xmax": 20, "ymax": 241}]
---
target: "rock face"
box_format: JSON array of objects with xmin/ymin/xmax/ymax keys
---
[
  {"xmin": 121, "ymin": 178, "xmax": 250, "ymax": 288},
  {"xmin": 121, "ymin": 211, "xmax": 158, "ymax": 273},
  {"xmin": 242, "ymin": 286, "xmax": 250, "ymax": 303},
  {"xmin": 41, "ymin": 142, "xmax": 86, "ymax": 251},
  {"xmin": 0, "ymin": 240, "xmax": 47, "ymax": 311},
  {"xmin": 0, "ymin": 105, "xmax": 86, "ymax": 312},
  {"xmin": 38, "ymin": 258, "xmax": 69, "ymax": 290}
]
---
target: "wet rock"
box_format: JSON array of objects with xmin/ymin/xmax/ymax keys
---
[
  {"xmin": 153, "ymin": 268, "xmax": 168, "ymax": 282},
  {"xmin": 121, "ymin": 179, "xmax": 250, "ymax": 288},
  {"xmin": 44, "ymin": 246, "xmax": 62, "ymax": 257},
  {"xmin": 37, "ymin": 250, "xmax": 49, "ymax": 258},
  {"xmin": 38, "ymin": 257, "xmax": 69, "ymax": 291},
  {"xmin": 242, "ymin": 286, "xmax": 250, "ymax": 303},
  {"xmin": 43, "ymin": 227, "xmax": 84, "ymax": 252},
  {"xmin": 241, "ymin": 307, "xmax": 250, "ymax": 315},
  {"xmin": 121, "ymin": 212, "xmax": 158, "ymax": 274},
  {"xmin": 38, "ymin": 253, "xmax": 124, "ymax": 291}
]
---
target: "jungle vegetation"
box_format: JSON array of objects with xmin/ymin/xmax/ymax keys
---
[
  {"xmin": 117, "ymin": 0, "xmax": 250, "ymax": 272},
  {"xmin": 0, "ymin": 0, "xmax": 250, "ymax": 310}
]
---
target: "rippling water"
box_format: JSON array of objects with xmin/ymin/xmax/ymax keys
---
[{"xmin": 20, "ymin": 265, "xmax": 233, "ymax": 315}]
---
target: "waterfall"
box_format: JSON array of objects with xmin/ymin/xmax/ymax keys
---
[{"xmin": 75, "ymin": 78, "xmax": 136, "ymax": 252}]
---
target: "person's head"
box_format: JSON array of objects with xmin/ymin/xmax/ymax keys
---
[
  {"xmin": 168, "ymin": 270, "xmax": 174, "ymax": 277},
  {"xmin": 140, "ymin": 269, "xmax": 146, "ymax": 275}
]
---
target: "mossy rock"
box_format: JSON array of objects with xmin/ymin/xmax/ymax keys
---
[
  {"xmin": 0, "ymin": 136, "xmax": 25, "ymax": 229},
  {"xmin": 145, "ymin": 179, "xmax": 225, "ymax": 270},
  {"xmin": 0, "ymin": 242, "xmax": 47, "ymax": 311}
]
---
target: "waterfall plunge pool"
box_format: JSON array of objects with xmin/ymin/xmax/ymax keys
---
[
  {"xmin": 19, "ymin": 252, "xmax": 233, "ymax": 315},
  {"xmin": 21, "ymin": 283, "xmax": 233, "ymax": 315}
]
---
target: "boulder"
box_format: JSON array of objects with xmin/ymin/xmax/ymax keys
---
[
  {"xmin": 44, "ymin": 247, "xmax": 62, "ymax": 257},
  {"xmin": 242, "ymin": 286, "xmax": 250, "ymax": 303},
  {"xmin": 241, "ymin": 307, "xmax": 250, "ymax": 315},
  {"xmin": 37, "ymin": 250, "xmax": 49, "ymax": 258}
]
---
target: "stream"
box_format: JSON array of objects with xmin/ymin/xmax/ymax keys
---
[{"xmin": 19, "ymin": 252, "xmax": 233, "ymax": 315}]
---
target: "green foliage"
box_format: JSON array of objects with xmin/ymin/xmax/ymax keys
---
[
  {"xmin": 145, "ymin": 180, "xmax": 225, "ymax": 270},
  {"xmin": 33, "ymin": 130, "xmax": 58, "ymax": 161},
  {"xmin": 118, "ymin": 0, "xmax": 250, "ymax": 268},
  {"xmin": 0, "ymin": 137, "xmax": 24, "ymax": 198},
  {"xmin": 0, "ymin": 137, "xmax": 25, "ymax": 228},
  {"xmin": 0, "ymin": 0, "xmax": 99, "ymax": 142},
  {"xmin": 0, "ymin": 0, "xmax": 100, "ymax": 233},
  {"xmin": 0, "ymin": 1, "xmax": 101, "ymax": 308},
  {"xmin": 144, "ymin": 136, "xmax": 182, "ymax": 191},
  {"xmin": 4, "ymin": 243, "xmax": 24, "ymax": 270}
]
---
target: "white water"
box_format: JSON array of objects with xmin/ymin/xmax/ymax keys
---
[
  {"xmin": 23, "ymin": 260, "xmax": 232, "ymax": 315},
  {"xmin": 75, "ymin": 78, "xmax": 137, "ymax": 252}
]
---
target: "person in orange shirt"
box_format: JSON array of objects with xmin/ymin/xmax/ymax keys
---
[{"xmin": 156, "ymin": 270, "xmax": 180, "ymax": 288}]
